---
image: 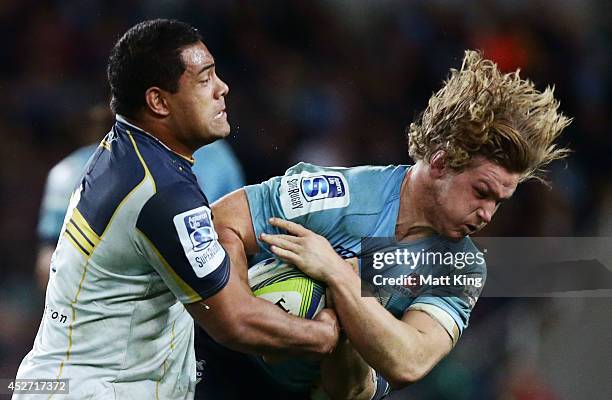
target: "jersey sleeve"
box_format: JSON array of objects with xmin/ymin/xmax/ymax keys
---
[
  {"xmin": 407, "ymin": 244, "xmax": 486, "ymax": 346},
  {"xmin": 135, "ymin": 183, "xmax": 230, "ymax": 304},
  {"xmin": 244, "ymin": 163, "xmax": 351, "ymax": 251}
]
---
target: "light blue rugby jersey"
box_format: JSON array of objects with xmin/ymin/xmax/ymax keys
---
[{"xmin": 245, "ymin": 162, "xmax": 487, "ymax": 342}]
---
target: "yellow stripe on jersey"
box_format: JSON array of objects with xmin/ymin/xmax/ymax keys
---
[
  {"xmin": 100, "ymin": 140, "xmax": 112, "ymax": 151},
  {"xmin": 127, "ymin": 130, "xmax": 157, "ymax": 193},
  {"xmin": 53, "ymin": 259, "xmax": 91, "ymax": 398},
  {"xmin": 65, "ymin": 222, "xmax": 94, "ymax": 255},
  {"xmin": 170, "ymin": 320, "xmax": 176, "ymax": 351},
  {"xmin": 136, "ymin": 229, "xmax": 202, "ymax": 304},
  {"xmin": 72, "ymin": 208, "xmax": 101, "ymax": 245},
  {"xmin": 155, "ymin": 320, "xmax": 177, "ymax": 400},
  {"xmin": 63, "ymin": 230, "xmax": 89, "ymax": 257},
  {"xmin": 63, "ymin": 208, "xmax": 102, "ymax": 256}
]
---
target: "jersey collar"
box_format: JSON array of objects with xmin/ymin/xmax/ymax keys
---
[{"xmin": 115, "ymin": 114, "xmax": 195, "ymax": 165}]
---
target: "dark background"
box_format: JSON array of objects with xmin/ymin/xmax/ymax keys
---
[{"xmin": 1, "ymin": 1, "xmax": 611, "ymax": 398}]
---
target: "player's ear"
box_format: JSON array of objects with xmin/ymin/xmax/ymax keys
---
[
  {"xmin": 144, "ymin": 87, "xmax": 170, "ymax": 117},
  {"xmin": 429, "ymin": 150, "xmax": 448, "ymax": 178}
]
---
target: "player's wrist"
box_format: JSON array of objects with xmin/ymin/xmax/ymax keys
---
[
  {"xmin": 326, "ymin": 259, "xmax": 359, "ymax": 290},
  {"xmin": 309, "ymin": 318, "xmax": 340, "ymax": 357}
]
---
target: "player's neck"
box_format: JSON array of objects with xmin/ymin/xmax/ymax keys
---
[
  {"xmin": 123, "ymin": 115, "xmax": 195, "ymax": 162},
  {"xmin": 395, "ymin": 164, "xmax": 438, "ymax": 241}
]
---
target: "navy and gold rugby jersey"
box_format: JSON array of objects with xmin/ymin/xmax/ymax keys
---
[{"xmin": 15, "ymin": 116, "xmax": 229, "ymax": 400}]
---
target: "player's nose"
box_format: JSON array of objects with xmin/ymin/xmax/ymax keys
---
[
  {"xmin": 216, "ymin": 76, "xmax": 229, "ymax": 98},
  {"xmin": 477, "ymin": 206, "xmax": 493, "ymax": 225}
]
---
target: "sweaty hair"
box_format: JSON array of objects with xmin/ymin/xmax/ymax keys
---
[
  {"xmin": 407, "ymin": 50, "xmax": 571, "ymax": 183},
  {"xmin": 107, "ymin": 19, "xmax": 202, "ymax": 118}
]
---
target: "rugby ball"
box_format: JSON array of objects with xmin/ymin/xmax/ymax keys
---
[{"xmin": 248, "ymin": 258, "xmax": 326, "ymax": 319}]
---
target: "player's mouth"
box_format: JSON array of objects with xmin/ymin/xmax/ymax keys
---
[
  {"xmin": 465, "ymin": 224, "xmax": 477, "ymax": 234},
  {"xmin": 213, "ymin": 109, "xmax": 226, "ymax": 119}
]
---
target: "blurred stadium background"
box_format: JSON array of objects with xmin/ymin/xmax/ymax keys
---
[{"xmin": 1, "ymin": 0, "xmax": 611, "ymax": 398}]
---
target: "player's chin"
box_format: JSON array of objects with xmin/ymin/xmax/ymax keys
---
[
  {"xmin": 219, "ymin": 120, "xmax": 231, "ymax": 136},
  {"xmin": 210, "ymin": 124, "xmax": 231, "ymax": 139}
]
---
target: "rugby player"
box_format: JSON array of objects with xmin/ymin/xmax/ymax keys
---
[
  {"xmin": 14, "ymin": 19, "xmax": 339, "ymax": 399},
  {"xmin": 197, "ymin": 50, "xmax": 571, "ymax": 399}
]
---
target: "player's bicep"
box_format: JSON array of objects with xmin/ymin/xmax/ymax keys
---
[
  {"xmin": 406, "ymin": 299, "xmax": 463, "ymax": 346},
  {"xmin": 401, "ymin": 308, "xmax": 453, "ymax": 361},
  {"xmin": 211, "ymin": 188, "xmax": 258, "ymax": 256}
]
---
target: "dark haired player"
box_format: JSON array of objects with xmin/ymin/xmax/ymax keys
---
[{"xmin": 14, "ymin": 19, "xmax": 338, "ymax": 399}]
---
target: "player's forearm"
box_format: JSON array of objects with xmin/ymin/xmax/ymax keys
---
[
  {"xmin": 190, "ymin": 277, "xmax": 339, "ymax": 357},
  {"xmin": 327, "ymin": 264, "xmax": 437, "ymax": 387},
  {"xmin": 222, "ymin": 300, "xmax": 338, "ymax": 357},
  {"xmin": 209, "ymin": 224, "xmax": 337, "ymax": 357}
]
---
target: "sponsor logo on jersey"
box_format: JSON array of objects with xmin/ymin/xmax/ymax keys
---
[
  {"xmin": 184, "ymin": 212, "xmax": 215, "ymax": 251},
  {"xmin": 279, "ymin": 170, "xmax": 350, "ymax": 219},
  {"xmin": 101, "ymin": 130, "xmax": 118, "ymax": 150},
  {"xmin": 44, "ymin": 304, "xmax": 69, "ymax": 325},
  {"xmin": 333, "ymin": 244, "xmax": 358, "ymax": 259},
  {"xmin": 286, "ymin": 178, "xmax": 304, "ymax": 210},
  {"xmin": 106, "ymin": 130, "xmax": 118, "ymax": 144},
  {"xmin": 301, "ymin": 175, "xmax": 346, "ymax": 202},
  {"xmin": 173, "ymin": 206, "xmax": 226, "ymax": 278}
]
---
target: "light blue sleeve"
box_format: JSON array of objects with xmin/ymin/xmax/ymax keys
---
[
  {"xmin": 192, "ymin": 140, "xmax": 245, "ymax": 203},
  {"xmin": 406, "ymin": 238, "xmax": 486, "ymax": 342},
  {"xmin": 408, "ymin": 296, "xmax": 472, "ymax": 339},
  {"xmin": 37, "ymin": 145, "xmax": 97, "ymax": 244}
]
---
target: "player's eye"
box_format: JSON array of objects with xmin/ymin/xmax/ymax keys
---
[{"xmin": 474, "ymin": 188, "xmax": 486, "ymax": 199}]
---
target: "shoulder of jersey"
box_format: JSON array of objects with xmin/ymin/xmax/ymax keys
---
[
  {"xmin": 280, "ymin": 162, "xmax": 406, "ymax": 217},
  {"xmin": 434, "ymin": 236, "xmax": 487, "ymax": 274},
  {"xmin": 127, "ymin": 130, "xmax": 199, "ymax": 193},
  {"xmin": 75, "ymin": 127, "xmax": 201, "ymax": 237}
]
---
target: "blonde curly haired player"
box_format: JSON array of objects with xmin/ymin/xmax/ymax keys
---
[
  {"xmin": 408, "ymin": 50, "xmax": 571, "ymax": 182},
  {"xmin": 195, "ymin": 50, "xmax": 572, "ymax": 400}
]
